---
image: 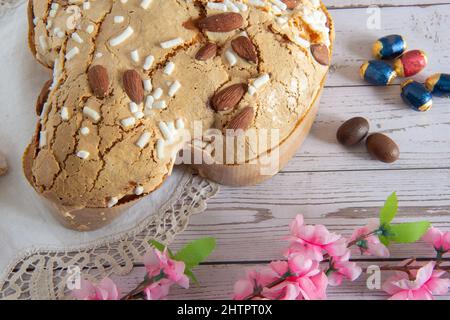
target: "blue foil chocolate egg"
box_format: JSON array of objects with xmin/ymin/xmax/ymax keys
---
[
  {"xmin": 373, "ymin": 35, "xmax": 407, "ymax": 60},
  {"xmin": 401, "ymin": 80, "xmax": 433, "ymax": 112},
  {"xmin": 425, "ymin": 73, "xmax": 450, "ymax": 97},
  {"xmin": 360, "ymin": 60, "xmax": 397, "ymax": 86}
]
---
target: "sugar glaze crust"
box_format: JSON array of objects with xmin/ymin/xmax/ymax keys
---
[{"xmin": 25, "ymin": 0, "xmax": 334, "ymax": 211}]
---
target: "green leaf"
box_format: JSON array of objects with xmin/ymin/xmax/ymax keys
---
[
  {"xmin": 174, "ymin": 237, "xmax": 216, "ymax": 269},
  {"xmin": 149, "ymin": 239, "xmax": 166, "ymax": 252},
  {"xmin": 378, "ymin": 235, "xmax": 390, "ymax": 246},
  {"xmin": 388, "ymin": 221, "xmax": 431, "ymax": 243},
  {"xmin": 379, "ymin": 192, "xmax": 398, "ymax": 225},
  {"xmin": 184, "ymin": 268, "xmax": 200, "ymax": 286},
  {"xmin": 149, "ymin": 240, "xmax": 175, "ymax": 257}
]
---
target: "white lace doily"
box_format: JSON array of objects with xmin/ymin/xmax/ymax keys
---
[
  {"xmin": 1, "ymin": 172, "xmax": 218, "ymax": 300},
  {"xmin": 0, "ymin": 0, "xmax": 219, "ymax": 300}
]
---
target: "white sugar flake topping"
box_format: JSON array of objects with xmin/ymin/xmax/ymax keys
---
[
  {"xmin": 160, "ymin": 38, "xmax": 183, "ymax": 49},
  {"xmin": 110, "ymin": 26, "xmax": 134, "ymax": 46},
  {"xmin": 121, "ymin": 117, "xmax": 136, "ymax": 128},
  {"xmin": 65, "ymin": 47, "xmax": 80, "ymax": 61},
  {"xmin": 83, "ymin": 107, "xmax": 101, "ymax": 122},
  {"xmin": 168, "ymin": 81, "xmax": 181, "ymax": 97},
  {"xmin": 141, "ymin": 0, "xmax": 153, "ymax": 10},
  {"xmin": 107, "ymin": 197, "xmax": 118, "ymax": 208},
  {"xmin": 136, "ymin": 131, "xmax": 151, "ymax": 149},
  {"xmin": 134, "ymin": 186, "xmax": 144, "ymax": 196},
  {"xmin": 77, "ymin": 150, "xmax": 90, "ymax": 160}
]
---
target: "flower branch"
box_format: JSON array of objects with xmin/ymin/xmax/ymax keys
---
[
  {"xmin": 234, "ymin": 193, "xmax": 450, "ymax": 301},
  {"xmin": 70, "ymin": 193, "xmax": 449, "ymax": 301}
]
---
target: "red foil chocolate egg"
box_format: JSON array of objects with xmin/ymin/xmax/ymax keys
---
[{"xmin": 394, "ymin": 50, "xmax": 428, "ymax": 77}]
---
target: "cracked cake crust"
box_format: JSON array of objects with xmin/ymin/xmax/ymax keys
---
[{"xmin": 24, "ymin": 0, "xmax": 334, "ymax": 230}]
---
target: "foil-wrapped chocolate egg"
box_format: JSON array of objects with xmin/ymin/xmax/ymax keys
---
[
  {"xmin": 360, "ymin": 60, "xmax": 397, "ymax": 86},
  {"xmin": 373, "ymin": 34, "xmax": 407, "ymax": 60},
  {"xmin": 401, "ymin": 80, "xmax": 433, "ymax": 112},
  {"xmin": 425, "ymin": 73, "xmax": 450, "ymax": 97}
]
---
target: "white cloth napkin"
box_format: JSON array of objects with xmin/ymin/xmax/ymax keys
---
[{"xmin": 0, "ymin": 2, "xmax": 186, "ymax": 282}]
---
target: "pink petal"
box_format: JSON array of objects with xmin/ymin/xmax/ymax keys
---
[
  {"xmin": 262, "ymin": 282, "xmax": 301, "ymax": 300},
  {"xmin": 294, "ymin": 215, "xmax": 304, "ymax": 227},
  {"xmin": 283, "ymin": 283, "xmax": 302, "ymax": 300},
  {"xmin": 414, "ymin": 262, "xmax": 435, "ymax": 287},
  {"xmin": 411, "ymin": 288, "xmax": 434, "ymax": 300},
  {"xmin": 367, "ymin": 241, "xmax": 390, "ymax": 258},
  {"xmin": 350, "ymin": 219, "xmax": 379, "ymax": 242},
  {"xmin": 310, "ymin": 272, "xmax": 328, "ymax": 300},
  {"xmin": 143, "ymin": 250, "xmax": 159, "ymax": 267},
  {"xmin": 341, "ymin": 262, "xmax": 362, "ymax": 281},
  {"xmin": 443, "ymin": 232, "xmax": 450, "ymax": 252},
  {"xmin": 165, "ymin": 260, "xmax": 187, "ymax": 284},
  {"xmin": 289, "ymin": 215, "xmax": 304, "ymax": 235},
  {"xmin": 72, "ymin": 279, "xmax": 96, "ymax": 300},
  {"xmin": 258, "ymin": 268, "xmax": 278, "ymax": 287},
  {"xmin": 303, "ymin": 261, "xmax": 321, "ymax": 278},
  {"xmin": 289, "ymin": 243, "xmax": 324, "ymax": 261},
  {"xmin": 298, "ymin": 225, "xmax": 316, "ymax": 243},
  {"xmin": 298, "ymin": 273, "xmax": 328, "ymax": 300},
  {"xmin": 144, "ymin": 283, "xmax": 170, "ymax": 300},
  {"xmin": 233, "ymin": 279, "xmax": 254, "ymax": 300},
  {"xmin": 309, "ymin": 246, "xmax": 325, "ymax": 261},
  {"xmin": 350, "ymin": 227, "xmax": 368, "ymax": 242},
  {"xmin": 270, "ymin": 261, "xmax": 289, "ymax": 277},
  {"xmin": 325, "ymin": 238, "xmax": 348, "ymax": 258},
  {"xmin": 98, "ymin": 278, "xmax": 119, "ymax": 300},
  {"xmin": 173, "ymin": 260, "xmax": 186, "ymax": 275},
  {"xmin": 328, "ymin": 272, "xmax": 343, "ymax": 287},
  {"xmin": 422, "ymin": 227, "xmax": 442, "ymax": 249},
  {"xmin": 312, "ymin": 225, "xmax": 332, "ymax": 244},
  {"xmin": 389, "ymin": 290, "xmax": 411, "ymax": 300},
  {"xmin": 176, "ymin": 274, "xmax": 190, "ymax": 289},
  {"xmin": 337, "ymin": 250, "xmax": 352, "ymax": 262},
  {"xmin": 95, "ymin": 287, "xmax": 110, "ymax": 300},
  {"xmin": 289, "ymin": 254, "xmax": 312, "ymax": 275},
  {"xmin": 382, "ymin": 274, "xmax": 406, "ymax": 295},
  {"xmin": 426, "ymin": 277, "xmax": 450, "ymax": 295}
]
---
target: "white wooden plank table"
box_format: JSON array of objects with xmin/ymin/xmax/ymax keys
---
[{"xmin": 115, "ymin": 1, "xmax": 450, "ymax": 300}]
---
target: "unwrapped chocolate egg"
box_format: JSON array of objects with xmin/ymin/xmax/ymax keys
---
[
  {"xmin": 360, "ymin": 60, "xmax": 397, "ymax": 86},
  {"xmin": 373, "ymin": 34, "xmax": 407, "ymax": 60},
  {"xmin": 425, "ymin": 73, "xmax": 450, "ymax": 97},
  {"xmin": 337, "ymin": 117, "xmax": 370, "ymax": 146},
  {"xmin": 366, "ymin": 133, "xmax": 400, "ymax": 163},
  {"xmin": 394, "ymin": 50, "xmax": 428, "ymax": 77},
  {"xmin": 401, "ymin": 80, "xmax": 433, "ymax": 112}
]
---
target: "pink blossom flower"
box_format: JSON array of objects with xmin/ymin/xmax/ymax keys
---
[
  {"xmin": 261, "ymin": 282, "xmax": 301, "ymax": 300},
  {"xmin": 268, "ymin": 254, "xmax": 328, "ymax": 300},
  {"xmin": 327, "ymin": 251, "xmax": 363, "ymax": 286},
  {"xmin": 422, "ymin": 227, "xmax": 450, "ymax": 256},
  {"xmin": 382, "ymin": 262, "xmax": 450, "ymax": 300},
  {"xmin": 297, "ymin": 272, "xmax": 329, "ymax": 300},
  {"xmin": 350, "ymin": 219, "xmax": 389, "ymax": 258},
  {"xmin": 233, "ymin": 268, "xmax": 277, "ymax": 300},
  {"xmin": 270, "ymin": 254, "xmax": 320, "ymax": 279},
  {"xmin": 287, "ymin": 215, "xmax": 348, "ymax": 261},
  {"xmin": 144, "ymin": 282, "xmax": 171, "ymax": 300},
  {"xmin": 72, "ymin": 277, "xmax": 119, "ymax": 300},
  {"xmin": 143, "ymin": 248, "xmax": 189, "ymax": 289}
]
